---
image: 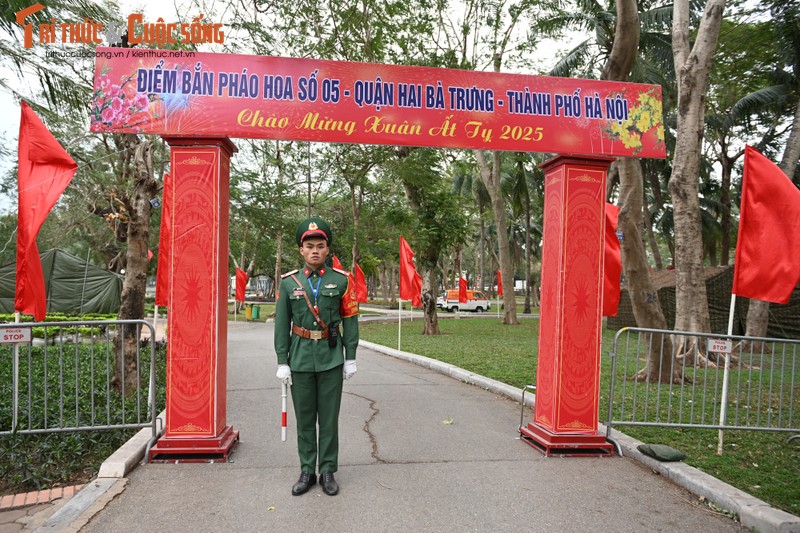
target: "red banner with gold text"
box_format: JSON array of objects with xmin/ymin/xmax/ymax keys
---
[{"xmin": 91, "ymin": 49, "xmax": 665, "ymax": 158}]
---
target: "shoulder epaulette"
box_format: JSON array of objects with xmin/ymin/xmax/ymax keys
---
[
  {"xmin": 331, "ymin": 267, "xmax": 349, "ymax": 276},
  {"xmin": 281, "ymin": 269, "xmax": 299, "ymax": 278}
]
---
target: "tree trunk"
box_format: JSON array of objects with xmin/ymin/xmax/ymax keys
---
[
  {"xmin": 350, "ymin": 181, "xmax": 362, "ymax": 266},
  {"xmin": 719, "ymin": 148, "xmax": 733, "ymax": 266},
  {"xmin": 114, "ymin": 138, "xmax": 157, "ymax": 393},
  {"xmin": 523, "ymin": 181, "xmax": 532, "ymax": 314},
  {"xmin": 479, "ymin": 212, "xmax": 486, "ymax": 293},
  {"xmin": 600, "ymin": 0, "xmax": 678, "ymax": 381},
  {"xmin": 390, "ymin": 265, "xmax": 397, "ymax": 305},
  {"xmin": 380, "ymin": 265, "xmax": 390, "ymax": 302},
  {"xmin": 618, "ymin": 159, "xmax": 680, "ymax": 382},
  {"xmin": 274, "ymin": 231, "xmax": 284, "ymax": 294},
  {"xmin": 475, "ymin": 151, "xmax": 518, "ymax": 324},
  {"xmin": 422, "ymin": 264, "xmax": 441, "ymax": 335},
  {"xmin": 642, "ymin": 191, "xmax": 664, "ymax": 270},
  {"xmin": 668, "ymin": 0, "xmax": 725, "ymax": 367},
  {"xmin": 669, "ymin": 0, "xmax": 723, "ymax": 356}
]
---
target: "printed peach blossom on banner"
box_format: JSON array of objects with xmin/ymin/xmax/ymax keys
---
[
  {"xmin": 603, "ymin": 88, "xmax": 664, "ymax": 155},
  {"xmin": 91, "ymin": 67, "xmax": 161, "ymax": 133}
]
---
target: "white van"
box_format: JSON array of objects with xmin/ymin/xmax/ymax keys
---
[{"xmin": 436, "ymin": 289, "xmax": 491, "ymax": 313}]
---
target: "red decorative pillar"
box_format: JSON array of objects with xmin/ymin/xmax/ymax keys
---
[
  {"xmin": 519, "ymin": 155, "xmax": 615, "ymax": 456},
  {"xmin": 149, "ymin": 137, "xmax": 239, "ymax": 462}
]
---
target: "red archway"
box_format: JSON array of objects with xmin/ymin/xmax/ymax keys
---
[{"xmin": 91, "ymin": 49, "xmax": 665, "ymax": 459}]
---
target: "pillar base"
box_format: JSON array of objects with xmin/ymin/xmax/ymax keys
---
[
  {"xmin": 519, "ymin": 423, "xmax": 614, "ymax": 457},
  {"xmin": 148, "ymin": 425, "xmax": 240, "ymax": 463}
]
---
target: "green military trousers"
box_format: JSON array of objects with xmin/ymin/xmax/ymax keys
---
[{"xmin": 290, "ymin": 365, "xmax": 343, "ymax": 474}]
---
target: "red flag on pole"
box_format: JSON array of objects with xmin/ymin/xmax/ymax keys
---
[
  {"xmin": 458, "ymin": 277, "xmax": 468, "ymax": 303},
  {"xmin": 155, "ymin": 173, "xmax": 171, "ymax": 306},
  {"xmin": 235, "ymin": 268, "xmax": 248, "ymax": 302},
  {"xmin": 15, "ymin": 101, "xmax": 77, "ymax": 320},
  {"xmin": 355, "ymin": 263, "xmax": 368, "ymax": 303},
  {"xmin": 399, "ymin": 236, "xmax": 423, "ymax": 307},
  {"xmin": 411, "ymin": 270, "xmax": 423, "ymax": 308},
  {"xmin": 496, "ymin": 269, "xmax": 503, "ymax": 297},
  {"xmin": 603, "ymin": 203, "xmax": 622, "ymax": 317},
  {"xmin": 733, "ymin": 145, "xmax": 800, "ymax": 304},
  {"xmin": 333, "ymin": 255, "xmax": 365, "ymax": 302}
]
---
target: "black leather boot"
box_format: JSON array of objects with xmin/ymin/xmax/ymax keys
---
[
  {"xmin": 291, "ymin": 472, "xmax": 317, "ymax": 496},
  {"xmin": 320, "ymin": 472, "xmax": 339, "ymax": 496}
]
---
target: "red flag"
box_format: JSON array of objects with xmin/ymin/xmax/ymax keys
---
[
  {"xmin": 733, "ymin": 146, "xmax": 800, "ymax": 304},
  {"xmin": 603, "ymin": 203, "xmax": 622, "ymax": 316},
  {"xmin": 155, "ymin": 173, "xmax": 171, "ymax": 306},
  {"xmin": 399, "ymin": 236, "xmax": 423, "ymax": 307},
  {"xmin": 411, "ymin": 270, "xmax": 422, "ymax": 308},
  {"xmin": 15, "ymin": 101, "xmax": 77, "ymax": 320},
  {"xmin": 235, "ymin": 268, "xmax": 248, "ymax": 302},
  {"xmin": 496, "ymin": 269, "xmax": 503, "ymax": 297},
  {"xmin": 355, "ymin": 263, "xmax": 368, "ymax": 303},
  {"xmin": 333, "ymin": 254, "xmax": 363, "ymax": 302},
  {"xmin": 458, "ymin": 277, "xmax": 468, "ymax": 303}
]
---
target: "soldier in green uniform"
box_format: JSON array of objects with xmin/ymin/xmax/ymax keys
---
[{"xmin": 274, "ymin": 216, "xmax": 359, "ymax": 496}]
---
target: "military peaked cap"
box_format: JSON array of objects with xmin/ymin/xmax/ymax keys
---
[{"xmin": 296, "ymin": 216, "xmax": 332, "ymax": 246}]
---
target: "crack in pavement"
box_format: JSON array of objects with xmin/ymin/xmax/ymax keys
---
[{"xmin": 344, "ymin": 391, "xmax": 385, "ymax": 464}]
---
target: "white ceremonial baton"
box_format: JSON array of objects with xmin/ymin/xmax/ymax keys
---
[{"xmin": 281, "ymin": 381, "xmax": 288, "ymax": 442}]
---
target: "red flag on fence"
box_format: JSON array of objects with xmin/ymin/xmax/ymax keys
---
[
  {"xmin": 399, "ymin": 236, "xmax": 423, "ymax": 307},
  {"xmin": 155, "ymin": 173, "xmax": 171, "ymax": 306},
  {"xmin": 496, "ymin": 269, "xmax": 503, "ymax": 297},
  {"xmin": 603, "ymin": 203, "xmax": 622, "ymax": 317},
  {"xmin": 355, "ymin": 263, "xmax": 368, "ymax": 303},
  {"xmin": 15, "ymin": 101, "xmax": 77, "ymax": 320},
  {"xmin": 235, "ymin": 268, "xmax": 248, "ymax": 302},
  {"xmin": 458, "ymin": 277, "xmax": 468, "ymax": 303},
  {"xmin": 733, "ymin": 146, "xmax": 800, "ymax": 304}
]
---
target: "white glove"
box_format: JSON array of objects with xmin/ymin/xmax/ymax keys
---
[
  {"xmin": 276, "ymin": 364, "xmax": 292, "ymax": 385},
  {"xmin": 343, "ymin": 360, "xmax": 357, "ymax": 380}
]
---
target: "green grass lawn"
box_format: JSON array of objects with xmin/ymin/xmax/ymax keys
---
[{"xmin": 360, "ymin": 317, "xmax": 800, "ymax": 516}]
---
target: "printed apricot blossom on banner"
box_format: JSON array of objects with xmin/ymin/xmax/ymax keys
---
[{"xmin": 604, "ymin": 88, "xmax": 664, "ymax": 155}]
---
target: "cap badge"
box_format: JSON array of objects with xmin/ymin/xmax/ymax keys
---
[{"xmin": 308, "ymin": 222, "xmax": 318, "ymax": 230}]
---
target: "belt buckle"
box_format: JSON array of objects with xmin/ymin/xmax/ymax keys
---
[{"xmin": 309, "ymin": 330, "xmax": 323, "ymax": 340}]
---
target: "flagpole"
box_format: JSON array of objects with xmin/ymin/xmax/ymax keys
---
[
  {"xmin": 12, "ymin": 311, "xmax": 21, "ymax": 432},
  {"xmin": 717, "ymin": 292, "xmax": 737, "ymax": 455},
  {"xmin": 398, "ymin": 299, "xmax": 402, "ymax": 350}
]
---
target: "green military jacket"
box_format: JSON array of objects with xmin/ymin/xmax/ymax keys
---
[{"xmin": 274, "ymin": 265, "xmax": 359, "ymax": 372}]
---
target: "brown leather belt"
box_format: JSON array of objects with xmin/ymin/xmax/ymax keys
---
[{"xmin": 292, "ymin": 324, "xmax": 329, "ymax": 340}]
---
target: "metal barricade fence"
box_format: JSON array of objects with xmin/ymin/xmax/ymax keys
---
[
  {"xmin": 605, "ymin": 327, "xmax": 799, "ymax": 441},
  {"xmin": 0, "ymin": 320, "xmax": 159, "ymax": 445}
]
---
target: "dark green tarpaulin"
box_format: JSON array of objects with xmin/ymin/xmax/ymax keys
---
[{"xmin": 0, "ymin": 249, "xmax": 123, "ymax": 315}]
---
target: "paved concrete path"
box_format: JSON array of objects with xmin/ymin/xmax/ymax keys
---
[{"xmin": 77, "ymin": 320, "xmax": 741, "ymax": 533}]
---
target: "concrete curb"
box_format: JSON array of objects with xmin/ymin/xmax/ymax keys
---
[
  {"xmin": 359, "ymin": 339, "xmax": 800, "ymax": 533},
  {"xmin": 32, "ymin": 413, "xmax": 165, "ymax": 532}
]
